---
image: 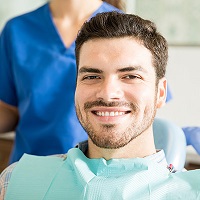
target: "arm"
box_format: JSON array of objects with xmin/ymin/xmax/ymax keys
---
[
  {"xmin": 182, "ymin": 127, "xmax": 200, "ymax": 155},
  {"xmin": 0, "ymin": 22, "xmax": 19, "ymax": 134},
  {"xmin": 0, "ymin": 101, "xmax": 19, "ymax": 133},
  {"xmin": 0, "ymin": 162, "xmax": 17, "ymax": 199}
]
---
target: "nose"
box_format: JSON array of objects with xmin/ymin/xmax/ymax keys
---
[{"xmin": 95, "ymin": 77, "xmax": 124, "ymax": 101}]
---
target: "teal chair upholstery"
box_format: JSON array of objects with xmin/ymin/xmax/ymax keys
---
[{"xmin": 153, "ymin": 118, "xmax": 187, "ymax": 171}]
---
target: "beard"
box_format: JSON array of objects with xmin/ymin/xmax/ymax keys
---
[{"xmin": 76, "ymin": 98, "xmax": 157, "ymax": 149}]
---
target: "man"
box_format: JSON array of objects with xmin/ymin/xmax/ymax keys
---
[{"xmin": 1, "ymin": 12, "xmax": 200, "ymax": 200}]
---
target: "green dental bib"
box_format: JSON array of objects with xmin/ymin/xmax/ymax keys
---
[{"xmin": 5, "ymin": 148, "xmax": 200, "ymax": 200}]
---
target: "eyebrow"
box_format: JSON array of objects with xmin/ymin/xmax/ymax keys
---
[
  {"xmin": 78, "ymin": 67, "xmax": 103, "ymax": 74},
  {"xmin": 78, "ymin": 65, "xmax": 146, "ymax": 75},
  {"xmin": 117, "ymin": 66, "xmax": 146, "ymax": 73}
]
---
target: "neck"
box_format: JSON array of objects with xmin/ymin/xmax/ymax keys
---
[
  {"xmin": 87, "ymin": 126, "xmax": 156, "ymax": 160},
  {"xmin": 50, "ymin": 0, "xmax": 102, "ymax": 19}
]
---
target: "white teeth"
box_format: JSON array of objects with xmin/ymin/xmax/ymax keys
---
[
  {"xmin": 105, "ymin": 112, "xmax": 109, "ymax": 116},
  {"xmin": 110, "ymin": 112, "xmax": 114, "ymax": 116},
  {"xmin": 96, "ymin": 111, "xmax": 125, "ymax": 116}
]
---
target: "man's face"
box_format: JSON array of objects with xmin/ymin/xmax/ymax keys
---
[{"xmin": 75, "ymin": 37, "xmax": 166, "ymax": 149}]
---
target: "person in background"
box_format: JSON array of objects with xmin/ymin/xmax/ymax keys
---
[
  {"xmin": 1, "ymin": 12, "xmax": 200, "ymax": 199},
  {"xmin": 0, "ymin": 0, "xmax": 124, "ymax": 164}
]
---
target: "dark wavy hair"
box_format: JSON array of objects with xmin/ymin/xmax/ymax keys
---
[{"xmin": 75, "ymin": 11, "xmax": 168, "ymax": 81}]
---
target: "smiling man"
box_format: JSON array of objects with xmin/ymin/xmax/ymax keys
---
[
  {"xmin": 1, "ymin": 12, "xmax": 200, "ymax": 200},
  {"xmin": 75, "ymin": 37, "xmax": 165, "ymax": 159},
  {"xmin": 74, "ymin": 12, "xmax": 167, "ymax": 161}
]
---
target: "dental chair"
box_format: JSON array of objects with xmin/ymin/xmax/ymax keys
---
[{"xmin": 153, "ymin": 118, "xmax": 187, "ymax": 171}]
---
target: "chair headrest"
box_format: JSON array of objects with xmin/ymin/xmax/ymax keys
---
[{"xmin": 153, "ymin": 118, "xmax": 186, "ymax": 171}]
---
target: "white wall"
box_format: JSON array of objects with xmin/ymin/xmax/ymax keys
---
[
  {"xmin": 0, "ymin": 0, "xmax": 46, "ymax": 31},
  {"xmin": 157, "ymin": 47, "xmax": 200, "ymax": 127}
]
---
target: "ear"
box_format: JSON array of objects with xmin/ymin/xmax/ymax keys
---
[{"xmin": 156, "ymin": 77, "xmax": 167, "ymax": 108}]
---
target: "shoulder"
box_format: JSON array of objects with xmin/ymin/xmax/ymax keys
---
[
  {"xmin": 98, "ymin": 2, "xmax": 122, "ymax": 12},
  {"xmin": 0, "ymin": 162, "xmax": 17, "ymax": 199},
  {"xmin": 0, "ymin": 154, "xmax": 65, "ymax": 199}
]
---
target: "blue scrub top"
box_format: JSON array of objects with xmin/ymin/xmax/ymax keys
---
[{"xmin": 0, "ymin": 2, "xmax": 121, "ymax": 163}]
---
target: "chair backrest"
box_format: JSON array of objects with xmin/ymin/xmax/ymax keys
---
[{"xmin": 153, "ymin": 118, "xmax": 186, "ymax": 171}]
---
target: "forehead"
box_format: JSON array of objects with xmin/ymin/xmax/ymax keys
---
[{"xmin": 78, "ymin": 37, "xmax": 154, "ymax": 73}]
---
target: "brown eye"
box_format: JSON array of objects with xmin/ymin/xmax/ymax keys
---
[
  {"xmin": 83, "ymin": 75, "xmax": 101, "ymax": 80},
  {"xmin": 123, "ymin": 75, "xmax": 141, "ymax": 79}
]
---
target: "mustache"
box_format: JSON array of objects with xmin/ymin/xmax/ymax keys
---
[{"xmin": 84, "ymin": 100, "xmax": 137, "ymax": 111}]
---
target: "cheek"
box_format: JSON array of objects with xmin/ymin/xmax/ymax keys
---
[
  {"xmin": 75, "ymin": 86, "xmax": 94, "ymax": 110},
  {"xmin": 75, "ymin": 88, "xmax": 83, "ymax": 111},
  {"xmin": 128, "ymin": 85, "xmax": 156, "ymax": 104},
  {"xmin": 78, "ymin": 84, "xmax": 96, "ymax": 100}
]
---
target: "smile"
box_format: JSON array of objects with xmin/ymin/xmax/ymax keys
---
[{"xmin": 94, "ymin": 111, "xmax": 131, "ymax": 116}]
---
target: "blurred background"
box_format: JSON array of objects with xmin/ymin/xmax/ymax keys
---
[{"xmin": 0, "ymin": 0, "xmax": 200, "ymax": 171}]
